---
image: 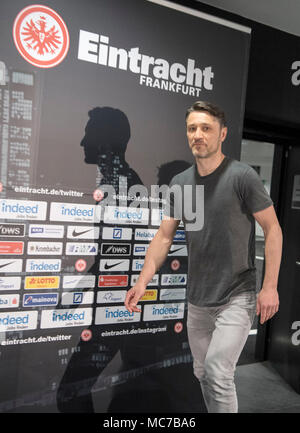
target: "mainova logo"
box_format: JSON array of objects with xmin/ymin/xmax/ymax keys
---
[{"xmin": 13, "ymin": 5, "xmax": 69, "ymax": 68}]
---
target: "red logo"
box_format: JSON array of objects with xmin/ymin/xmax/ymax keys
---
[
  {"xmin": 81, "ymin": 329, "xmax": 92, "ymax": 342},
  {"xmin": 174, "ymin": 322, "xmax": 183, "ymax": 333},
  {"xmin": 0, "ymin": 242, "xmax": 24, "ymax": 255},
  {"xmin": 93, "ymin": 189, "xmax": 104, "ymax": 202},
  {"xmin": 13, "ymin": 5, "xmax": 69, "ymax": 68},
  {"xmin": 98, "ymin": 275, "xmax": 128, "ymax": 288},
  {"xmin": 75, "ymin": 259, "xmax": 87, "ymax": 272},
  {"xmin": 171, "ymin": 259, "xmax": 180, "ymax": 271}
]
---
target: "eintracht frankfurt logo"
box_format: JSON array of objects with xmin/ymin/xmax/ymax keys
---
[{"xmin": 13, "ymin": 5, "xmax": 69, "ymax": 68}]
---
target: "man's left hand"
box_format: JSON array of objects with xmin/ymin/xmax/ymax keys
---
[{"xmin": 256, "ymin": 288, "xmax": 279, "ymax": 324}]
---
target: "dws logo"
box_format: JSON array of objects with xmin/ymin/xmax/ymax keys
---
[{"xmin": 101, "ymin": 243, "xmax": 131, "ymax": 256}]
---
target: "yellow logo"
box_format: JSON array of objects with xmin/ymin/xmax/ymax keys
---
[
  {"xmin": 141, "ymin": 289, "xmax": 157, "ymax": 301},
  {"xmin": 25, "ymin": 276, "xmax": 60, "ymax": 289}
]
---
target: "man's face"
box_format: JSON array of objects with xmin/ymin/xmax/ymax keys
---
[{"xmin": 186, "ymin": 111, "xmax": 227, "ymax": 160}]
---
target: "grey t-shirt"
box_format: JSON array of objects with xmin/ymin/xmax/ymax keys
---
[{"xmin": 164, "ymin": 156, "xmax": 273, "ymax": 307}]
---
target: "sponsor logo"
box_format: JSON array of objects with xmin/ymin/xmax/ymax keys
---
[
  {"xmin": 95, "ymin": 306, "xmax": 141, "ymax": 324},
  {"xmin": 160, "ymin": 288, "xmax": 186, "ymax": 301},
  {"xmin": 99, "ymin": 259, "xmax": 130, "ymax": 272},
  {"xmin": 0, "ymin": 223, "xmax": 25, "ymax": 237},
  {"xmin": 62, "ymin": 275, "xmax": 95, "ymax": 289},
  {"xmin": 27, "ymin": 242, "xmax": 63, "ymax": 255},
  {"xmin": 102, "ymin": 227, "xmax": 132, "ymax": 240},
  {"xmin": 133, "ymin": 244, "xmax": 149, "ymax": 256},
  {"xmin": 0, "ymin": 311, "xmax": 38, "ymax": 331},
  {"xmin": 13, "ymin": 5, "xmax": 69, "ymax": 68},
  {"xmin": 168, "ymin": 245, "xmax": 187, "ymax": 256},
  {"xmin": 0, "ymin": 241, "xmax": 24, "ymax": 255},
  {"xmin": 61, "ymin": 291, "xmax": 94, "ymax": 305},
  {"xmin": 25, "ymin": 276, "xmax": 60, "ymax": 290},
  {"xmin": 96, "ymin": 290, "xmax": 127, "ymax": 304},
  {"xmin": 98, "ymin": 275, "xmax": 128, "ymax": 288},
  {"xmin": 131, "ymin": 274, "xmax": 158, "ymax": 287},
  {"xmin": 29, "ymin": 224, "xmax": 64, "ymax": 238},
  {"xmin": 170, "ymin": 259, "xmax": 180, "ymax": 271},
  {"xmin": 81, "ymin": 329, "xmax": 92, "ymax": 341},
  {"xmin": 0, "ymin": 277, "xmax": 21, "ymax": 291},
  {"xmin": 101, "ymin": 243, "xmax": 131, "ymax": 256},
  {"xmin": 0, "ymin": 259, "xmax": 22, "ymax": 273},
  {"xmin": 93, "ymin": 189, "xmax": 104, "ymax": 201},
  {"xmin": 143, "ymin": 303, "xmax": 185, "ymax": 321},
  {"xmin": 75, "ymin": 259, "xmax": 87, "ymax": 272},
  {"xmin": 26, "ymin": 259, "xmax": 61, "ymax": 273},
  {"xmin": 65, "ymin": 242, "xmax": 98, "ymax": 255},
  {"xmin": 140, "ymin": 289, "xmax": 158, "ymax": 302},
  {"xmin": 104, "ymin": 206, "xmax": 149, "ymax": 225},
  {"xmin": 173, "ymin": 230, "xmax": 186, "ymax": 242},
  {"xmin": 40, "ymin": 308, "xmax": 92, "ymax": 329},
  {"xmin": 174, "ymin": 322, "xmax": 183, "ymax": 333},
  {"xmin": 23, "ymin": 293, "xmax": 58, "ymax": 307},
  {"xmin": 67, "ymin": 225, "xmax": 100, "ymax": 239},
  {"xmin": 132, "ymin": 259, "xmax": 144, "ymax": 271},
  {"xmin": 0, "ymin": 294, "xmax": 20, "ymax": 309},
  {"xmin": 0, "ymin": 199, "xmax": 47, "ymax": 220},
  {"xmin": 134, "ymin": 229, "xmax": 157, "ymax": 241},
  {"xmin": 50, "ymin": 202, "xmax": 101, "ymax": 223},
  {"xmin": 161, "ymin": 274, "xmax": 187, "ymax": 286}
]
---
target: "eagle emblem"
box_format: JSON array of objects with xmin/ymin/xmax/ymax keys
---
[{"xmin": 21, "ymin": 15, "xmax": 62, "ymax": 56}]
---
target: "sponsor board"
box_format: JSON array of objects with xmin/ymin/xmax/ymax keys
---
[
  {"xmin": 133, "ymin": 244, "xmax": 149, "ymax": 256},
  {"xmin": 0, "ymin": 199, "xmax": 47, "ymax": 221},
  {"xmin": 26, "ymin": 259, "xmax": 61, "ymax": 273},
  {"xmin": 27, "ymin": 241, "xmax": 63, "ymax": 255},
  {"xmin": 0, "ymin": 277, "xmax": 21, "ymax": 291},
  {"xmin": 131, "ymin": 274, "xmax": 159, "ymax": 287},
  {"xmin": 29, "ymin": 224, "xmax": 64, "ymax": 238},
  {"xmin": 23, "ymin": 293, "xmax": 58, "ymax": 307},
  {"xmin": 99, "ymin": 259, "xmax": 130, "ymax": 272},
  {"xmin": 168, "ymin": 245, "xmax": 188, "ymax": 256},
  {"xmin": 132, "ymin": 259, "xmax": 144, "ymax": 271},
  {"xmin": 160, "ymin": 288, "xmax": 186, "ymax": 300},
  {"xmin": 102, "ymin": 227, "xmax": 132, "ymax": 240},
  {"xmin": 0, "ymin": 223, "xmax": 25, "ymax": 237},
  {"xmin": 95, "ymin": 306, "xmax": 141, "ymax": 324},
  {"xmin": 0, "ymin": 241, "xmax": 24, "ymax": 255},
  {"xmin": 0, "ymin": 311, "xmax": 38, "ymax": 332},
  {"xmin": 143, "ymin": 303, "xmax": 185, "ymax": 321},
  {"xmin": 173, "ymin": 230, "xmax": 186, "ymax": 242},
  {"xmin": 40, "ymin": 308, "xmax": 92, "ymax": 329},
  {"xmin": 65, "ymin": 242, "xmax": 98, "ymax": 255},
  {"xmin": 161, "ymin": 274, "xmax": 187, "ymax": 285},
  {"xmin": 0, "ymin": 294, "xmax": 20, "ymax": 308},
  {"xmin": 96, "ymin": 290, "xmax": 127, "ymax": 304},
  {"xmin": 140, "ymin": 289, "xmax": 158, "ymax": 301},
  {"xmin": 25, "ymin": 276, "xmax": 60, "ymax": 290},
  {"xmin": 104, "ymin": 206, "xmax": 149, "ymax": 225},
  {"xmin": 98, "ymin": 275, "xmax": 128, "ymax": 288},
  {"xmin": 134, "ymin": 228, "xmax": 157, "ymax": 241},
  {"xmin": 101, "ymin": 243, "xmax": 131, "ymax": 256},
  {"xmin": 0, "ymin": 259, "xmax": 22, "ymax": 273},
  {"xmin": 50, "ymin": 202, "xmax": 101, "ymax": 223},
  {"xmin": 61, "ymin": 291, "xmax": 94, "ymax": 305},
  {"xmin": 67, "ymin": 225, "xmax": 100, "ymax": 239},
  {"xmin": 62, "ymin": 275, "xmax": 95, "ymax": 289}
]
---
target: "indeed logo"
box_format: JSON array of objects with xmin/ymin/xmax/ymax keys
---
[
  {"xmin": 0, "ymin": 313, "xmax": 29, "ymax": 325},
  {"xmin": 114, "ymin": 209, "xmax": 142, "ymax": 220},
  {"xmin": 61, "ymin": 205, "xmax": 94, "ymax": 217},
  {"xmin": 152, "ymin": 305, "xmax": 179, "ymax": 315},
  {"xmin": 105, "ymin": 308, "xmax": 134, "ymax": 319},
  {"xmin": 1, "ymin": 201, "xmax": 38, "ymax": 214},
  {"xmin": 26, "ymin": 260, "xmax": 61, "ymax": 272},
  {"xmin": 52, "ymin": 311, "xmax": 85, "ymax": 322}
]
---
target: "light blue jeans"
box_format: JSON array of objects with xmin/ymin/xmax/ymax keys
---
[{"xmin": 187, "ymin": 291, "xmax": 257, "ymax": 413}]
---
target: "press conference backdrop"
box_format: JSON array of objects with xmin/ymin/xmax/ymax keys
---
[{"xmin": 0, "ymin": 0, "xmax": 250, "ymax": 412}]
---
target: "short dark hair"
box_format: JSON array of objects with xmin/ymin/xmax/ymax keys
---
[{"xmin": 185, "ymin": 101, "xmax": 226, "ymax": 127}]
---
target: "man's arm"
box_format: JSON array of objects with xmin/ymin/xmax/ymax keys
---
[
  {"xmin": 125, "ymin": 217, "xmax": 180, "ymax": 313},
  {"xmin": 253, "ymin": 205, "xmax": 283, "ymax": 324}
]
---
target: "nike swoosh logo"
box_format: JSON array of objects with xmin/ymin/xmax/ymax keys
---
[
  {"xmin": 169, "ymin": 248, "xmax": 185, "ymax": 255},
  {"xmin": 72, "ymin": 228, "xmax": 92, "ymax": 237},
  {"xmin": 104, "ymin": 261, "xmax": 124, "ymax": 270},
  {"xmin": 0, "ymin": 261, "xmax": 14, "ymax": 269}
]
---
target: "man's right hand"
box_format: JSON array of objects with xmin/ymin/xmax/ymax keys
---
[{"xmin": 125, "ymin": 284, "xmax": 146, "ymax": 313}]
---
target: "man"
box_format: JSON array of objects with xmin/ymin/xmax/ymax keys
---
[{"xmin": 125, "ymin": 101, "xmax": 283, "ymax": 413}]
